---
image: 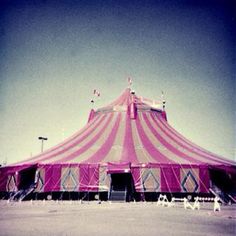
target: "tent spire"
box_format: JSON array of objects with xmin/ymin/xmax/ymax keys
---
[
  {"xmin": 127, "ymin": 77, "xmax": 132, "ymax": 88},
  {"xmin": 89, "ymin": 89, "xmax": 101, "ymax": 122},
  {"xmin": 161, "ymin": 90, "xmax": 166, "ymax": 110},
  {"xmin": 90, "ymin": 89, "xmax": 101, "ymax": 106}
]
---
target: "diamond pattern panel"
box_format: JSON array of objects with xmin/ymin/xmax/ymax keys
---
[
  {"xmin": 181, "ymin": 168, "xmax": 199, "ymax": 193},
  {"xmin": 6, "ymin": 175, "xmax": 17, "ymax": 192},
  {"xmin": 141, "ymin": 168, "xmax": 160, "ymax": 192},
  {"xmin": 61, "ymin": 167, "xmax": 79, "ymax": 192}
]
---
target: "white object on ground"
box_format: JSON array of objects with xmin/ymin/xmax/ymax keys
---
[{"xmin": 214, "ymin": 197, "xmax": 221, "ymax": 212}]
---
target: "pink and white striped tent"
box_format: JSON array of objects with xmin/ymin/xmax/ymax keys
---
[{"xmin": 0, "ymin": 88, "xmax": 235, "ymax": 196}]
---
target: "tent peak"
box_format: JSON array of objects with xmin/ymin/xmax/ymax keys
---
[{"xmin": 87, "ymin": 88, "xmax": 166, "ymax": 123}]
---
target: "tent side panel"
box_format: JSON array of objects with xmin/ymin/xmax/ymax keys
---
[
  {"xmin": 88, "ymin": 165, "xmax": 99, "ymax": 191},
  {"xmin": 44, "ymin": 165, "xmax": 62, "ymax": 192},
  {"xmin": 79, "ymin": 164, "xmax": 99, "ymax": 192},
  {"xmin": 199, "ymin": 166, "xmax": 210, "ymax": 193},
  {"xmin": 161, "ymin": 166, "xmax": 180, "ymax": 192},
  {"xmin": 131, "ymin": 167, "xmax": 143, "ymax": 192},
  {"xmin": 79, "ymin": 164, "xmax": 89, "ymax": 192}
]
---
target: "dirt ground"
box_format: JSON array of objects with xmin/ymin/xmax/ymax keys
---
[{"xmin": 0, "ymin": 200, "xmax": 235, "ymax": 236}]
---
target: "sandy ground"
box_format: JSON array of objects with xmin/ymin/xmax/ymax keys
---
[{"xmin": 0, "ymin": 200, "xmax": 235, "ymax": 236}]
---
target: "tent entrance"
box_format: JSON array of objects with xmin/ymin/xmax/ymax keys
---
[
  {"xmin": 209, "ymin": 167, "xmax": 236, "ymax": 203},
  {"xmin": 10, "ymin": 166, "xmax": 38, "ymax": 201},
  {"xmin": 109, "ymin": 173, "xmax": 134, "ymax": 201},
  {"xmin": 18, "ymin": 166, "xmax": 37, "ymax": 190}
]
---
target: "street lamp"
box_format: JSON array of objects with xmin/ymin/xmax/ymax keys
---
[{"xmin": 38, "ymin": 136, "xmax": 48, "ymax": 153}]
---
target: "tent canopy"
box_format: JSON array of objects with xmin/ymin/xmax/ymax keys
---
[{"xmin": 1, "ymin": 88, "xmax": 235, "ymax": 194}]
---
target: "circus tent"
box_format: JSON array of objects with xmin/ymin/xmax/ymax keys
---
[{"xmin": 0, "ymin": 88, "xmax": 235, "ymax": 200}]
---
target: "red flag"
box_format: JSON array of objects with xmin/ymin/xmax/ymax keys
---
[
  {"xmin": 127, "ymin": 77, "xmax": 132, "ymax": 86},
  {"xmin": 93, "ymin": 89, "xmax": 100, "ymax": 97}
]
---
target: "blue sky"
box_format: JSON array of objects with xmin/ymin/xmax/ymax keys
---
[{"xmin": 0, "ymin": 0, "xmax": 235, "ymax": 164}]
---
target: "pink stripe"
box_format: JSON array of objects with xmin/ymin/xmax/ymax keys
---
[
  {"xmin": 105, "ymin": 92, "xmax": 124, "ymax": 107},
  {"xmin": 23, "ymin": 114, "xmax": 107, "ymax": 164},
  {"xmin": 54, "ymin": 114, "xmax": 114, "ymax": 163},
  {"xmin": 153, "ymin": 113, "xmax": 234, "ymax": 165},
  {"xmin": 18, "ymin": 114, "xmax": 104, "ymax": 165},
  {"xmin": 150, "ymin": 113, "xmax": 227, "ymax": 165},
  {"xmin": 131, "ymin": 119, "xmax": 156, "ymax": 163},
  {"xmin": 131, "ymin": 168, "xmax": 143, "ymax": 192},
  {"xmin": 101, "ymin": 88, "xmax": 130, "ymax": 109},
  {"xmin": 120, "ymin": 113, "xmax": 139, "ymax": 163},
  {"xmin": 79, "ymin": 164, "xmax": 99, "ymax": 192},
  {"xmin": 143, "ymin": 113, "xmax": 204, "ymax": 164},
  {"xmin": 119, "ymin": 89, "xmax": 131, "ymax": 106},
  {"xmin": 84, "ymin": 113, "xmax": 122, "ymax": 163},
  {"xmin": 79, "ymin": 164, "xmax": 89, "ymax": 191},
  {"xmin": 135, "ymin": 113, "xmax": 175, "ymax": 164}
]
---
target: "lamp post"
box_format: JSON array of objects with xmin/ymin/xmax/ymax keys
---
[{"xmin": 38, "ymin": 136, "xmax": 48, "ymax": 153}]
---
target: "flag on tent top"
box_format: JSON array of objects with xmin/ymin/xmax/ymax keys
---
[
  {"xmin": 93, "ymin": 89, "xmax": 100, "ymax": 97},
  {"xmin": 161, "ymin": 91, "xmax": 166, "ymax": 102},
  {"xmin": 161, "ymin": 90, "xmax": 166, "ymax": 109},
  {"xmin": 127, "ymin": 77, "xmax": 132, "ymax": 86},
  {"xmin": 161, "ymin": 90, "xmax": 164, "ymax": 98}
]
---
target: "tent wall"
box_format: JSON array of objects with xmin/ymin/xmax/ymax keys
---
[
  {"xmin": 33, "ymin": 164, "xmax": 101, "ymax": 193},
  {"xmin": 1, "ymin": 164, "xmax": 212, "ymax": 194},
  {"xmin": 131, "ymin": 165, "xmax": 209, "ymax": 193}
]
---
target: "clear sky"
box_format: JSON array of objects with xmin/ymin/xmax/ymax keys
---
[{"xmin": 0, "ymin": 0, "xmax": 235, "ymax": 164}]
